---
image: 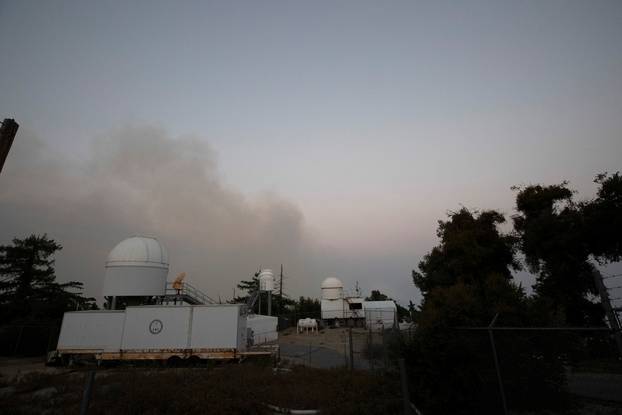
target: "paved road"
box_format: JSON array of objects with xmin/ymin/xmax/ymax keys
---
[
  {"xmin": 567, "ymin": 372, "xmax": 622, "ymax": 402},
  {"xmin": 279, "ymin": 343, "xmax": 370, "ymax": 370}
]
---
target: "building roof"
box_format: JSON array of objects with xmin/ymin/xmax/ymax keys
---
[
  {"xmin": 363, "ymin": 300, "xmax": 397, "ymax": 310},
  {"xmin": 321, "ymin": 277, "xmax": 343, "ymax": 289},
  {"xmin": 106, "ymin": 236, "xmax": 169, "ymax": 268}
]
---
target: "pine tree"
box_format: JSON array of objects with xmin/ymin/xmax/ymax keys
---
[{"xmin": 0, "ymin": 234, "xmax": 96, "ymax": 323}]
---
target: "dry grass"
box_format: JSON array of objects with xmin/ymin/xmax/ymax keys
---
[{"xmin": 0, "ymin": 363, "xmax": 402, "ymax": 414}]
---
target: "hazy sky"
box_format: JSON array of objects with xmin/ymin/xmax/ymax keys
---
[{"xmin": 1, "ymin": 1, "xmax": 621, "ymax": 306}]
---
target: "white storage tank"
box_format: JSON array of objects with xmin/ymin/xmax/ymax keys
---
[
  {"xmin": 321, "ymin": 277, "xmax": 343, "ymax": 300},
  {"xmin": 103, "ymin": 236, "xmax": 169, "ymax": 297},
  {"xmin": 258, "ymin": 269, "xmax": 274, "ymax": 291}
]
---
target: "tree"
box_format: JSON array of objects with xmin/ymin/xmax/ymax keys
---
[
  {"xmin": 583, "ymin": 172, "xmax": 622, "ymax": 263},
  {"xmin": 365, "ymin": 290, "xmax": 389, "ymax": 301},
  {"xmin": 408, "ymin": 208, "xmax": 566, "ymax": 413},
  {"xmin": 412, "ymin": 208, "xmax": 520, "ymax": 295},
  {"xmin": 512, "ymin": 182, "xmax": 602, "ymax": 325},
  {"xmin": 0, "ymin": 234, "xmax": 96, "ymax": 324}
]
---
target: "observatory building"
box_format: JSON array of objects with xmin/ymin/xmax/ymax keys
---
[
  {"xmin": 103, "ymin": 236, "xmax": 169, "ymax": 309},
  {"xmin": 53, "ymin": 236, "xmax": 276, "ymax": 364},
  {"xmin": 320, "ymin": 277, "xmax": 397, "ymax": 329}
]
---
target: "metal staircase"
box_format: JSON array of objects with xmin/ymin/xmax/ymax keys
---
[{"xmin": 162, "ymin": 282, "xmax": 217, "ymax": 305}]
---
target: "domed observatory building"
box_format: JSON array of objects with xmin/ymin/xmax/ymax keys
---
[
  {"xmin": 103, "ymin": 236, "xmax": 169, "ymax": 309},
  {"xmin": 320, "ymin": 277, "xmax": 365, "ymax": 326}
]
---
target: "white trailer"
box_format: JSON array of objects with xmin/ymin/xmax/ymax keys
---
[
  {"xmin": 246, "ymin": 314, "xmax": 278, "ymax": 345},
  {"xmin": 53, "ymin": 304, "xmax": 269, "ymax": 363},
  {"xmin": 57, "ymin": 311, "xmax": 125, "ymax": 353},
  {"xmin": 321, "ymin": 297, "xmax": 365, "ymax": 326}
]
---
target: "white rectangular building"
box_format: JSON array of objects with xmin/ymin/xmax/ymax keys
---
[
  {"xmin": 55, "ymin": 304, "xmax": 248, "ymax": 360},
  {"xmin": 363, "ymin": 300, "xmax": 397, "ymax": 330}
]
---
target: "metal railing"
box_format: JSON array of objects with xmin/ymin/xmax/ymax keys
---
[{"xmin": 164, "ymin": 282, "xmax": 217, "ymax": 305}]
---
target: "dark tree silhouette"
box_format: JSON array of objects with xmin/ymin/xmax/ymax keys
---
[
  {"xmin": 513, "ymin": 182, "xmax": 603, "ymax": 325},
  {"xmin": 412, "ymin": 208, "xmax": 520, "ymax": 295},
  {"xmin": 0, "ymin": 234, "xmax": 96, "ymax": 324}
]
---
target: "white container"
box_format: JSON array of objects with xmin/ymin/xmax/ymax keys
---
[
  {"xmin": 121, "ymin": 306, "xmax": 192, "ymax": 350},
  {"xmin": 363, "ymin": 300, "xmax": 397, "ymax": 330},
  {"xmin": 191, "ymin": 305, "xmax": 247, "ymax": 350},
  {"xmin": 57, "ymin": 311, "xmax": 125, "ymax": 352},
  {"xmin": 56, "ymin": 304, "xmax": 248, "ymax": 357},
  {"xmin": 246, "ymin": 314, "xmax": 278, "ymax": 344}
]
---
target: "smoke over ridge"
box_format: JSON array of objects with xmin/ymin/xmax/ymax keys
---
[{"xmin": 0, "ymin": 125, "xmax": 319, "ymax": 301}]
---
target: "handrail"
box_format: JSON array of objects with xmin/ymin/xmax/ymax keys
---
[{"xmin": 165, "ymin": 282, "xmax": 217, "ymax": 305}]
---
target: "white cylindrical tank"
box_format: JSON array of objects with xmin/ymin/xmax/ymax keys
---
[
  {"xmin": 103, "ymin": 236, "xmax": 169, "ymax": 297},
  {"xmin": 321, "ymin": 277, "xmax": 343, "ymax": 300},
  {"xmin": 259, "ymin": 269, "xmax": 274, "ymax": 291}
]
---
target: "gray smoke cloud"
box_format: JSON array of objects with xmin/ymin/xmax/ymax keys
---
[{"xmin": 0, "ymin": 125, "xmax": 323, "ymax": 303}]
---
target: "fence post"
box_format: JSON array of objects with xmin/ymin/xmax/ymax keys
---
[
  {"xmin": 398, "ymin": 358, "xmax": 411, "ymax": 415},
  {"xmin": 348, "ymin": 327, "xmax": 354, "ymax": 370},
  {"xmin": 382, "ymin": 327, "xmax": 388, "ymax": 369},
  {"xmin": 79, "ymin": 370, "xmax": 96, "ymax": 415},
  {"xmin": 368, "ymin": 326, "xmax": 374, "ymax": 371},
  {"xmin": 488, "ymin": 314, "xmax": 508, "ymax": 415},
  {"xmin": 13, "ymin": 326, "xmax": 24, "ymax": 355},
  {"xmin": 343, "ymin": 332, "xmax": 348, "ymax": 368}
]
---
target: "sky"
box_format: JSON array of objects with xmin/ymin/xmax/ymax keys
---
[{"xmin": 1, "ymin": 0, "xmax": 621, "ymax": 306}]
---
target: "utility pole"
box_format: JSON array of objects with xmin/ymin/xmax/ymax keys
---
[
  {"xmin": 593, "ymin": 270, "xmax": 622, "ymax": 357},
  {"xmin": 279, "ymin": 264, "xmax": 284, "ymax": 313},
  {"xmin": 0, "ymin": 119, "xmax": 19, "ymax": 175}
]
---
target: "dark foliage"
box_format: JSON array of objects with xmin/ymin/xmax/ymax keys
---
[
  {"xmin": 412, "ymin": 208, "xmax": 520, "ymax": 295},
  {"xmin": 512, "ymin": 179, "xmax": 612, "ymax": 326},
  {"xmin": 0, "ymin": 234, "xmax": 96, "ymax": 325},
  {"xmin": 408, "ymin": 209, "xmax": 569, "ymax": 414},
  {"xmin": 583, "ymin": 172, "xmax": 622, "ymax": 263}
]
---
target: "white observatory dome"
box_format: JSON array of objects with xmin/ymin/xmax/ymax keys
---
[
  {"xmin": 103, "ymin": 236, "xmax": 169, "ymax": 297},
  {"xmin": 321, "ymin": 277, "xmax": 343, "ymax": 300}
]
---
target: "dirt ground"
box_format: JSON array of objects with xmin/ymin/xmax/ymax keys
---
[
  {"xmin": 277, "ymin": 326, "xmax": 373, "ymax": 369},
  {"xmin": 278, "ymin": 326, "xmax": 367, "ymax": 352},
  {"xmin": 0, "ymin": 357, "xmax": 70, "ymax": 381}
]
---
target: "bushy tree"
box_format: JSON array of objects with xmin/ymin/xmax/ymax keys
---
[
  {"xmin": 413, "ymin": 208, "xmax": 520, "ymax": 294},
  {"xmin": 0, "ymin": 234, "xmax": 96, "ymax": 324},
  {"xmin": 583, "ymin": 172, "xmax": 622, "ymax": 263},
  {"xmin": 408, "ymin": 209, "xmax": 566, "ymax": 414},
  {"xmin": 513, "ymin": 182, "xmax": 603, "ymax": 325}
]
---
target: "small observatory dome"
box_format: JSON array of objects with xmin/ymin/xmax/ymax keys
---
[
  {"xmin": 321, "ymin": 277, "xmax": 343, "ymax": 300},
  {"xmin": 103, "ymin": 236, "xmax": 169, "ymax": 297}
]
